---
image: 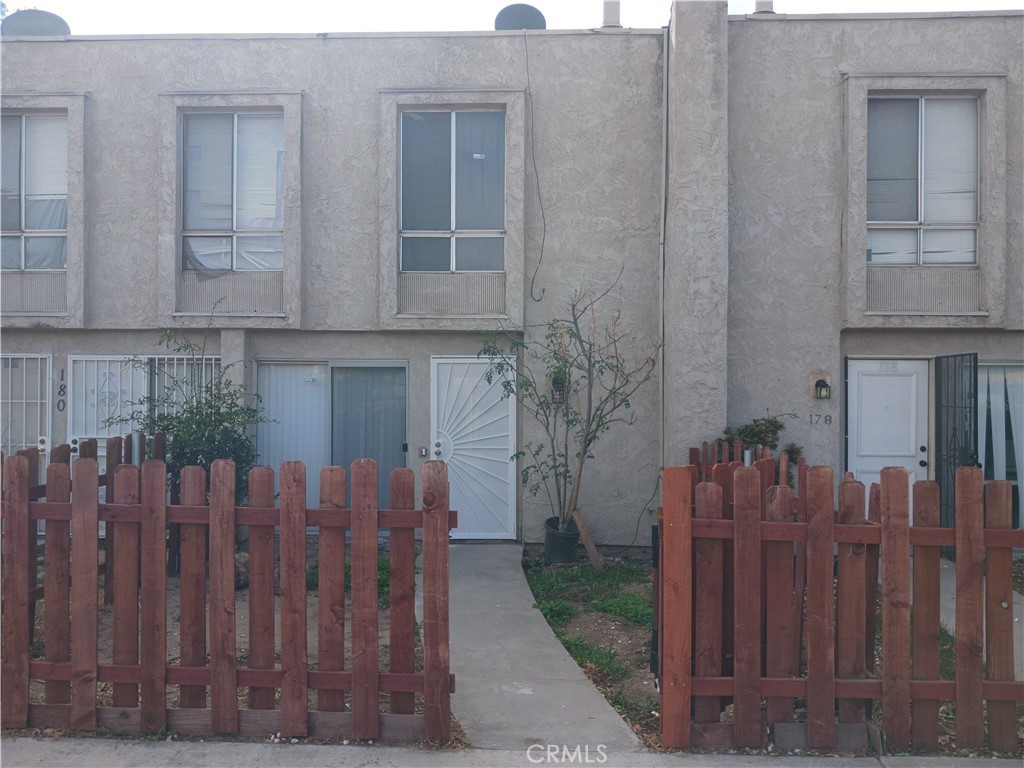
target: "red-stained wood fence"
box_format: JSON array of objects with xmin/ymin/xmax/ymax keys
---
[
  {"xmin": 1, "ymin": 455, "xmax": 455, "ymax": 743},
  {"xmin": 657, "ymin": 461, "xmax": 1024, "ymax": 753}
]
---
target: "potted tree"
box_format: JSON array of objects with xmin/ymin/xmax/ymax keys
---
[{"xmin": 479, "ymin": 283, "xmax": 659, "ymax": 565}]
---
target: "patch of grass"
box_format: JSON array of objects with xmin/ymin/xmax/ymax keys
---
[
  {"xmin": 609, "ymin": 690, "xmax": 661, "ymax": 736},
  {"xmin": 523, "ymin": 555, "xmax": 647, "ymax": 604},
  {"xmin": 305, "ymin": 554, "xmax": 392, "ymax": 607},
  {"xmin": 558, "ymin": 634, "xmax": 629, "ymax": 682},
  {"xmin": 534, "ymin": 599, "xmax": 575, "ymax": 627},
  {"xmin": 592, "ymin": 594, "xmax": 653, "ymax": 627},
  {"xmin": 938, "ymin": 624, "xmax": 955, "ymax": 680}
]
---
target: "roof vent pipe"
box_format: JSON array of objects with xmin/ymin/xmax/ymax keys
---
[
  {"xmin": 602, "ymin": 1, "xmax": 621, "ymax": 28},
  {"xmin": 753, "ymin": 1, "xmax": 775, "ymax": 12}
]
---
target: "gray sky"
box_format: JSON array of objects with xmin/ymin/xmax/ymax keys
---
[{"xmin": 6, "ymin": 0, "xmax": 1022, "ymax": 36}]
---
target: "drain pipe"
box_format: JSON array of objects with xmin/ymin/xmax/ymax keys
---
[{"xmin": 658, "ymin": 23, "xmax": 670, "ymax": 473}]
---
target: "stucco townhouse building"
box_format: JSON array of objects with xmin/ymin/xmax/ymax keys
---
[{"xmin": 2, "ymin": 1, "xmax": 1021, "ymax": 542}]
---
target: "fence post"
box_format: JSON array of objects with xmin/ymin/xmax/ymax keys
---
[
  {"xmin": 911, "ymin": 481, "xmax": 941, "ymax": 750},
  {"xmin": 70, "ymin": 458, "xmax": 99, "ymax": 730},
  {"xmin": 422, "ymin": 460, "xmax": 451, "ymax": 743},
  {"xmin": 44, "ymin": 460, "xmax": 72, "ymax": 706},
  {"xmin": 836, "ymin": 478, "xmax": 867, "ymax": 725},
  {"xmin": 279, "ymin": 461, "xmax": 309, "ymax": 738},
  {"xmin": 351, "ymin": 459, "xmax": 380, "ymax": 740},
  {"xmin": 318, "ymin": 465, "xmax": 347, "ymax": 713},
  {"xmin": 880, "ymin": 467, "xmax": 911, "ymax": 750},
  {"xmin": 806, "ymin": 467, "xmax": 835, "ymax": 749},
  {"xmin": 954, "ymin": 466, "xmax": 984, "ymax": 748},
  {"xmin": 140, "ymin": 460, "xmax": 167, "ymax": 733},
  {"xmin": 247, "ymin": 467, "xmax": 277, "ymax": 711},
  {"xmin": 209, "ymin": 459, "xmax": 238, "ymax": 734},
  {"xmin": 984, "ymin": 480, "xmax": 1016, "ymax": 753},
  {"xmin": 693, "ymin": 481, "xmax": 723, "ymax": 724},
  {"xmin": 389, "ymin": 467, "xmax": 417, "ymax": 715},
  {"xmin": 732, "ymin": 465, "xmax": 761, "ymax": 748},
  {"xmin": 1, "ymin": 455, "xmax": 31, "ymax": 728}
]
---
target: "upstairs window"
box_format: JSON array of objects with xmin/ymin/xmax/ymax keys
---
[
  {"xmin": 867, "ymin": 97, "xmax": 978, "ymax": 266},
  {"xmin": 182, "ymin": 113, "xmax": 283, "ymax": 272},
  {"xmin": 1, "ymin": 114, "xmax": 68, "ymax": 271},
  {"xmin": 400, "ymin": 110, "xmax": 505, "ymax": 272}
]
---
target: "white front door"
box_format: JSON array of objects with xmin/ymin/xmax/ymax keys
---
[
  {"xmin": 847, "ymin": 359, "xmax": 929, "ymax": 518},
  {"xmin": 431, "ymin": 356, "xmax": 516, "ymax": 539}
]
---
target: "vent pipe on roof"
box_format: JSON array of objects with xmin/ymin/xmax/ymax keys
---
[
  {"xmin": 753, "ymin": 1, "xmax": 775, "ymax": 13},
  {"xmin": 602, "ymin": 1, "xmax": 622, "ymax": 28}
]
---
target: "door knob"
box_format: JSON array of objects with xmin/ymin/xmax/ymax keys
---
[{"xmin": 919, "ymin": 459, "xmax": 928, "ymax": 467}]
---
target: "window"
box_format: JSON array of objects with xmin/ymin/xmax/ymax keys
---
[
  {"xmin": 182, "ymin": 112, "xmax": 284, "ymax": 272},
  {"xmin": 1, "ymin": 114, "xmax": 68, "ymax": 271},
  {"xmin": 400, "ymin": 110, "xmax": 505, "ymax": 272},
  {"xmin": 867, "ymin": 97, "xmax": 978, "ymax": 266}
]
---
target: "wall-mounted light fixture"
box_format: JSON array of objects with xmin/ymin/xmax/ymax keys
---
[
  {"xmin": 814, "ymin": 378, "xmax": 832, "ymax": 399},
  {"xmin": 551, "ymin": 373, "xmax": 566, "ymax": 406}
]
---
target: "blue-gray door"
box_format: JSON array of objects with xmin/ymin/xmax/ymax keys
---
[{"xmin": 332, "ymin": 365, "xmax": 407, "ymax": 507}]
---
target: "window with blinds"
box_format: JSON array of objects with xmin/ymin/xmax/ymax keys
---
[
  {"xmin": 400, "ymin": 110, "xmax": 506, "ymax": 273},
  {"xmin": 866, "ymin": 97, "xmax": 978, "ymax": 266},
  {"xmin": 181, "ymin": 112, "xmax": 284, "ymax": 272},
  {"xmin": 1, "ymin": 114, "xmax": 68, "ymax": 271}
]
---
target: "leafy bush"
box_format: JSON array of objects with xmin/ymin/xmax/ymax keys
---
[{"xmin": 722, "ymin": 414, "xmax": 802, "ymax": 468}]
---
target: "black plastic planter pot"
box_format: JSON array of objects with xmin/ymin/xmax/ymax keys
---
[{"xmin": 543, "ymin": 516, "xmax": 580, "ymax": 564}]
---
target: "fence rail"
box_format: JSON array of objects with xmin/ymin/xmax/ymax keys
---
[
  {"xmin": 1, "ymin": 455, "xmax": 455, "ymax": 742},
  {"xmin": 657, "ymin": 461, "xmax": 1024, "ymax": 752}
]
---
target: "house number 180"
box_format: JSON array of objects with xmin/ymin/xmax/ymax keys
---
[{"xmin": 808, "ymin": 414, "xmax": 832, "ymax": 425}]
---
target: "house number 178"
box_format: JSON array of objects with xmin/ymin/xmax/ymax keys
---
[{"xmin": 808, "ymin": 414, "xmax": 832, "ymax": 425}]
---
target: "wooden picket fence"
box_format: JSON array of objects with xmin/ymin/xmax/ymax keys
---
[
  {"xmin": 656, "ymin": 460, "xmax": 1024, "ymax": 753},
  {"xmin": 1, "ymin": 454, "xmax": 455, "ymax": 742}
]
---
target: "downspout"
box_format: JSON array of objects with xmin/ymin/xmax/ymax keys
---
[{"xmin": 658, "ymin": 23, "xmax": 670, "ymax": 472}]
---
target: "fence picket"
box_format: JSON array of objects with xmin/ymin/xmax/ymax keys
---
[
  {"xmin": 104, "ymin": 437, "xmax": 122, "ymax": 607},
  {"xmin": 279, "ymin": 461, "xmax": 309, "ymax": 737},
  {"xmin": 714, "ymin": 462, "xmax": 736, "ymax": 690},
  {"xmin": 389, "ymin": 468, "xmax": 417, "ymax": 715},
  {"xmin": 983, "ymin": 480, "xmax": 1016, "ymax": 753},
  {"xmin": 351, "ymin": 459, "xmax": 380, "ymax": 740},
  {"xmin": 247, "ymin": 467, "xmax": 276, "ymax": 711},
  {"xmin": 209, "ymin": 460, "xmax": 238, "ymax": 734},
  {"xmin": 693, "ymin": 482, "xmax": 723, "ymax": 724},
  {"xmin": 113, "ymin": 465, "xmax": 141, "ymax": 708},
  {"xmin": 880, "ymin": 467, "xmax": 911, "ymax": 750},
  {"xmin": 864, "ymin": 483, "xmax": 881, "ymax": 676},
  {"xmin": 178, "ymin": 466, "xmax": 208, "ymax": 709},
  {"xmin": 765, "ymin": 485, "xmax": 797, "ymax": 725},
  {"xmin": 140, "ymin": 460, "xmax": 167, "ymax": 733},
  {"xmin": 1, "ymin": 456, "xmax": 30, "ymax": 728},
  {"xmin": 422, "ymin": 460, "xmax": 452, "ymax": 743},
  {"xmin": 954, "ymin": 467, "xmax": 984, "ymax": 748},
  {"xmin": 836, "ymin": 479, "xmax": 867, "ymax": 725},
  {"xmin": 318, "ymin": 466, "xmax": 347, "ymax": 713},
  {"xmin": 732, "ymin": 466, "xmax": 762, "ymax": 748},
  {"xmin": 911, "ymin": 481, "xmax": 941, "ymax": 750},
  {"xmin": 43, "ymin": 461, "xmax": 71, "ymax": 706},
  {"xmin": 70, "ymin": 459, "xmax": 99, "ymax": 730},
  {"xmin": 806, "ymin": 467, "xmax": 835, "ymax": 748}
]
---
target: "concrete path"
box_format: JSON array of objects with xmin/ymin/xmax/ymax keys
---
[
  {"xmin": 936, "ymin": 556, "xmax": 1024, "ymax": 679},
  {"xmin": 446, "ymin": 542, "xmax": 642, "ymax": 756}
]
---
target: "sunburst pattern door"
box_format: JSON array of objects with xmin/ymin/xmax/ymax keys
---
[{"xmin": 431, "ymin": 357, "xmax": 516, "ymax": 539}]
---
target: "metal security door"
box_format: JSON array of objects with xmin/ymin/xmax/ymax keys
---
[
  {"xmin": 935, "ymin": 353, "xmax": 978, "ymax": 538},
  {"xmin": 1, "ymin": 355, "xmax": 51, "ymax": 481},
  {"xmin": 431, "ymin": 356, "xmax": 516, "ymax": 539}
]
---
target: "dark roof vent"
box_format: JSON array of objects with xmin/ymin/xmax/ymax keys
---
[
  {"xmin": 1, "ymin": 9, "xmax": 71, "ymax": 36},
  {"xmin": 495, "ymin": 4, "xmax": 546, "ymax": 31}
]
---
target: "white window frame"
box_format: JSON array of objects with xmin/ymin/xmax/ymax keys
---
[
  {"xmin": 866, "ymin": 95, "xmax": 979, "ymax": 267},
  {"xmin": 399, "ymin": 108, "xmax": 506, "ymax": 274},
  {"xmin": 1, "ymin": 113, "xmax": 68, "ymax": 271},
  {"xmin": 180, "ymin": 111, "xmax": 284, "ymax": 273}
]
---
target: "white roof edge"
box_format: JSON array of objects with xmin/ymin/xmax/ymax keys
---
[{"xmin": 728, "ymin": 9, "xmax": 1023, "ymax": 21}]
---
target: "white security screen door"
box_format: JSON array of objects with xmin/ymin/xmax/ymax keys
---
[
  {"xmin": 847, "ymin": 359, "xmax": 929, "ymax": 519},
  {"xmin": 1, "ymin": 355, "xmax": 51, "ymax": 481},
  {"xmin": 431, "ymin": 356, "xmax": 516, "ymax": 539}
]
